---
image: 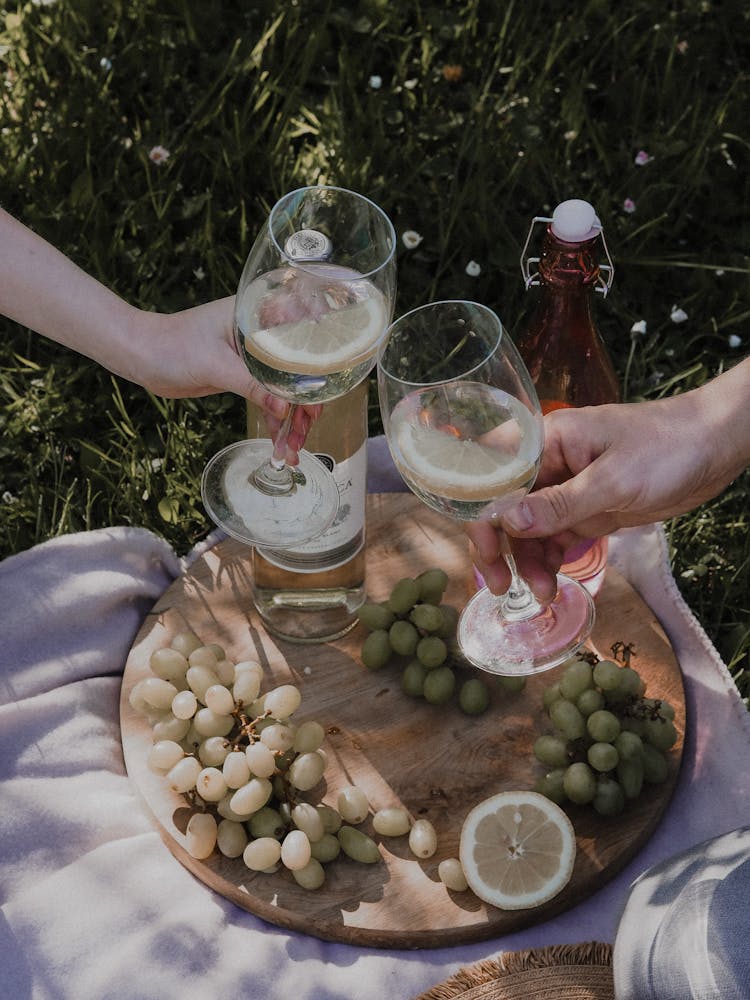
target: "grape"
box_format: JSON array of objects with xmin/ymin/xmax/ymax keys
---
[
  {"xmin": 618, "ymin": 666, "xmax": 645, "ymax": 697},
  {"xmin": 436, "ymin": 605, "xmax": 459, "ymax": 639},
  {"xmin": 243, "ymin": 837, "xmax": 282, "ymax": 872},
  {"xmin": 150, "ymin": 647, "xmax": 189, "ymax": 684},
  {"xmin": 196, "ymin": 766, "xmax": 229, "ymax": 803},
  {"xmin": 337, "ymin": 786, "xmax": 369, "ymax": 824},
  {"xmin": 338, "ymin": 826, "xmax": 380, "ymax": 864},
  {"xmin": 387, "ymin": 578, "xmax": 420, "ymax": 614},
  {"xmin": 657, "ymin": 699, "xmax": 676, "ymax": 721},
  {"xmin": 317, "ymin": 804, "xmax": 342, "ymax": 834},
  {"xmin": 291, "ymin": 802, "xmax": 325, "ymax": 843},
  {"xmin": 166, "ymin": 755, "xmax": 202, "ymax": 794},
  {"xmin": 617, "ymin": 758, "xmax": 644, "ymax": 799},
  {"xmin": 204, "ymin": 683, "xmax": 235, "ymax": 716},
  {"xmin": 264, "ymin": 684, "xmax": 302, "ymax": 721},
  {"xmin": 543, "ymin": 682, "xmax": 563, "ymax": 710},
  {"xmin": 199, "ymin": 736, "xmax": 231, "ymax": 767},
  {"xmin": 416, "ymin": 635, "xmax": 447, "ymax": 669},
  {"xmin": 389, "ymin": 620, "xmax": 420, "ymax": 656},
  {"xmin": 642, "ymin": 744, "xmax": 669, "ymax": 784},
  {"xmin": 533, "ymin": 734, "xmax": 569, "ymax": 768},
  {"xmin": 248, "ymin": 806, "xmax": 287, "ymax": 840},
  {"xmin": 310, "ymin": 833, "xmax": 341, "ymax": 863},
  {"xmin": 458, "ymin": 678, "xmax": 490, "ymax": 716},
  {"xmin": 576, "ymin": 687, "xmax": 605, "ymax": 717},
  {"xmin": 172, "ymin": 689, "xmax": 198, "ymax": 720},
  {"xmin": 185, "ymin": 812, "xmax": 218, "ymax": 860},
  {"xmin": 408, "ymin": 819, "xmax": 438, "ymax": 858},
  {"xmin": 534, "ymin": 768, "xmax": 567, "ymax": 805},
  {"xmin": 232, "ymin": 667, "xmax": 262, "ymax": 705},
  {"xmin": 357, "ymin": 602, "xmax": 395, "ymax": 631},
  {"xmin": 152, "ymin": 714, "xmax": 191, "ymax": 743},
  {"xmin": 401, "ymin": 660, "xmax": 427, "ymax": 697},
  {"xmin": 586, "ymin": 709, "xmax": 621, "ymax": 743},
  {"xmin": 592, "ymin": 777, "xmax": 625, "ymax": 817},
  {"xmin": 288, "ymin": 751, "xmax": 326, "ymax": 791},
  {"xmin": 563, "ymin": 762, "xmax": 597, "ymax": 804},
  {"xmin": 438, "ymin": 858, "xmax": 468, "ymax": 892},
  {"xmin": 260, "ymin": 723, "xmax": 296, "ymax": 753},
  {"xmin": 148, "ymin": 740, "xmax": 185, "ymax": 773},
  {"xmin": 193, "ymin": 708, "xmax": 234, "ymax": 738},
  {"xmin": 360, "ymin": 630, "xmax": 392, "ymax": 670},
  {"xmin": 587, "ymin": 742, "xmax": 619, "ymax": 773},
  {"xmin": 372, "ymin": 807, "xmax": 411, "ymax": 837},
  {"xmin": 186, "ymin": 665, "xmax": 221, "ymax": 704},
  {"xmin": 140, "ymin": 677, "xmax": 179, "ymax": 711},
  {"xmin": 416, "ymin": 568, "xmax": 448, "ymax": 604},
  {"xmin": 216, "ymin": 819, "xmax": 248, "ymax": 858},
  {"xmin": 292, "ymin": 858, "xmax": 326, "ymax": 890},
  {"xmin": 423, "ymin": 666, "xmax": 455, "ymax": 705},
  {"xmin": 592, "ymin": 659, "xmax": 621, "ymax": 691},
  {"xmin": 409, "ymin": 603, "xmax": 444, "ymax": 633},
  {"xmin": 222, "ymin": 750, "xmax": 251, "ymax": 789},
  {"xmin": 643, "ymin": 717, "xmax": 678, "ymax": 751},
  {"xmin": 559, "ymin": 659, "xmax": 594, "ymax": 700},
  {"xmin": 549, "ymin": 699, "xmax": 586, "ymax": 740},
  {"xmin": 170, "ymin": 631, "xmax": 202, "ymax": 658},
  {"xmin": 614, "ymin": 730, "xmax": 644, "ymax": 762},
  {"xmin": 214, "ymin": 658, "xmax": 236, "ymax": 687},
  {"xmin": 188, "ymin": 646, "xmax": 219, "ymax": 671},
  {"xmin": 293, "ymin": 720, "xmax": 326, "ymax": 753},
  {"xmin": 230, "ymin": 777, "xmax": 273, "ymax": 816}
]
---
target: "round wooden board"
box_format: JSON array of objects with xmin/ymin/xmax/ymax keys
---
[{"xmin": 120, "ymin": 493, "xmax": 685, "ymax": 949}]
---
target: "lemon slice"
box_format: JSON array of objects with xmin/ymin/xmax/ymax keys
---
[
  {"xmin": 459, "ymin": 790, "xmax": 576, "ymax": 910},
  {"xmin": 395, "ymin": 422, "xmax": 537, "ymax": 502},
  {"xmin": 248, "ymin": 294, "xmax": 386, "ymax": 375}
]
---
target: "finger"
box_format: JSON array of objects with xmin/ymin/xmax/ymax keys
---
[
  {"xmin": 466, "ymin": 520, "xmax": 502, "ymax": 566},
  {"xmin": 512, "ymin": 537, "xmax": 565, "ymax": 604}
]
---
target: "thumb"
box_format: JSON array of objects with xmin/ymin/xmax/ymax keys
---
[{"xmin": 503, "ymin": 464, "xmax": 613, "ymax": 538}]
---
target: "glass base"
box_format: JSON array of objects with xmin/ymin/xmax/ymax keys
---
[
  {"xmin": 457, "ymin": 573, "xmax": 595, "ymax": 677},
  {"xmin": 201, "ymin": 439, "xmax": 340, "ymax": 548}
]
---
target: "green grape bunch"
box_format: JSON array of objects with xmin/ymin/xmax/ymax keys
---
[
  {"xmin": 532, "ymin": 644, "xmax": 678, "ymax": 817},
  {"xmin": 357, "ymin": 568, "xmax": 524, "ymax": 715}
]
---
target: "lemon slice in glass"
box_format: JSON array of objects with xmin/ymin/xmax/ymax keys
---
[
  {"xmin": 459, "ymin": 790, "xmax": 576, "ymax": 909},
  {"xmin": 396, "ymin": 422, "xmax": 537, "ymax": 501},
  {"xmin": 249, "ymin": 293, "xmax": 386, "ymax": 375}
]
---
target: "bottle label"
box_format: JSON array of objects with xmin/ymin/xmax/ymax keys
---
[{"xmin": 256, "ymin": 443, "xmax": 367, "ymax": 573}]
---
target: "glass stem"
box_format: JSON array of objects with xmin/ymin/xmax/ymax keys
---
[
  {"xmin": 249, "ymin": 405, "xmax": 298, "ymax": 496},
  {"xmin": 498, "ymin": 537, "xmax": 542, "ymax": 623}
]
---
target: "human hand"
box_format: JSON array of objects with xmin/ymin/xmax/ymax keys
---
[
  {"xmin": 468, "ymin": 360, "xmax": 750, "ymax": 598},
  {"xmin": 139, "ymin": 297, "xmax": 321, "ymax": 465}
]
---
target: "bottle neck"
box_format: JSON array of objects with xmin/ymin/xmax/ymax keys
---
[{"xmin": 537, "ymin": 228, "xmax": 601, "ymax": 290}]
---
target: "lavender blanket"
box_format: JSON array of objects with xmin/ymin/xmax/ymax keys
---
[{"xmin": 1, "ymin": 437, "xmax": 749, "ymax": 999}]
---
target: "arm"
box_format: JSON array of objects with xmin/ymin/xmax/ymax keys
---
[
  {"xmin": 0, "ymin": 208, "xmax": 317, "ymax": 457},
  {"xmin": 469, "ymin": 357, "xmax": 750, "ymax": 597}
]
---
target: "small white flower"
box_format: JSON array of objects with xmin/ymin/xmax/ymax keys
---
[
  {"xmin": 630, "ymin": 319, "xmax": 647, "ymax": 336},
  {"xmin": 715, "ymin": 269, "xmax": 725, "ymax": 277},
  {"xmin": 368, "ymin": 75, "xmax": 382, "ymax": 90},
  {"xmin": 100, "ymin": 56, "xmax": 113, "ymax": 72},
  {"xmin": 729, "ymin": 334, "xmax": 742, "ymax": 349},
  {"xmin": 150, "ymin": 457, "xmax": 164, "ymax": 472},
  {"xmin": 404, "ymin": 78, "xmax": 418, "ymax": 90},
  {"xmin": 465, "ymin": 260, "xmax": 481, "ymax": 277},
  {"xmin": 2, "ymin": 491, "xmax": 16, "ymax": 504},
  {"xmin": 563, "ymin": 130, "xmax": 578, "ymax": 141},
  {"xmin": 401, "ymin": 230, "xmax": 423, "ymax": 250},
  {"xmin": 148, "ymin": 145, "xmax": 170, "ymax": 164},
  {"xmin": 634, "ymin": 150, "xmax": 652, "ymax": 166},
  {"xmin": 670, "ymin": 305, "xmax": 689, "ymax": 324},
  {"xmin": 623, "ymin": 198, "xmax": 636, "ymax": 214},
  {"xmin": 193, "ymin": 266, "xmax": 206, "ymax": 280}
]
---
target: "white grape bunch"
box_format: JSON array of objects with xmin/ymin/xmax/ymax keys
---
[
  {"xmin": 531, "ymin": 643, "xmax": 678, "ymax": 816},
  {"xmin": 130, "ymin": 629, "xmax": 440, "ymax": 886}
]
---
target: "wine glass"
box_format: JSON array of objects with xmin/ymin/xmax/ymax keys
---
[
  {"xmin": 377, "ymin": 300, "xmax": 595, "ymax": 676},
  {"xmin": 202, "ymin": 186, "xmax": 396, "ymax": 548}
]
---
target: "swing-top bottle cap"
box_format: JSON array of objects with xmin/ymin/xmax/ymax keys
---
[
  {"xmin": 550, "ymin": 199, "xmax": 601, "ymax": 243},
  {"xmin": 284, "ymin": 228, "xmax": 333, "ymax": 260}
]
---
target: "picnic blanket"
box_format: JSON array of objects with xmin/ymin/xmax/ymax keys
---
[{"xmin": 1, "ymin": 436, "xmax": 749, "ymax": 1000}]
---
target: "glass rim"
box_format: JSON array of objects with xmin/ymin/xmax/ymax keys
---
[
  {"xmin": 378, "ymin": 299, "xmax": 505, "ymax": 388},
  {"xmin": 268, "ymin": 185, "xmax": 397, "ymax": 279}
]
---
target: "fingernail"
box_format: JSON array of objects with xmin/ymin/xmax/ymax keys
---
[{"xmin": 504, "ymin": 502, "xmax": 534, "ymax": 532}]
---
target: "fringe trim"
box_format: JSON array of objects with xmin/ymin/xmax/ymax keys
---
[{"xmin": 413, "ymin": 942, "xmax": 613, "ymax": 1000}]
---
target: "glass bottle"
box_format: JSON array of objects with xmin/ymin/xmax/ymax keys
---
[
  {"xmin": 517, "ymin": 198, "xmax": 621, "ymax": 596},
  {"xmin": 246, "ymin": 380, "xmax": 368, "ymax": 643}
]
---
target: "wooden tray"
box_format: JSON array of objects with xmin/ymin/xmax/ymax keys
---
[{"xmin": 120, "ymin": 494, "xmax": 685, "ymax": 949}]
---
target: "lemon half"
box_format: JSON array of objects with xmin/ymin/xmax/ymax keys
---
[{"xmin": 459, "ymin": 790, "xmax": 576, "ymax": 910}]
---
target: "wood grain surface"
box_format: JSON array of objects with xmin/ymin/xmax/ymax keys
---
[{"xmin": 120, "ymin": 494, "xmax": 685, "ymax": 949}]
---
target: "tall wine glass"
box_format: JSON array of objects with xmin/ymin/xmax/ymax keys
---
[
  {"xmin": 378, "ymin": 300, "xmax": 595, "ymax": 676},
  {"xmin": 202, "ymin": 186, "xmax": 396, "ymax": 548}
]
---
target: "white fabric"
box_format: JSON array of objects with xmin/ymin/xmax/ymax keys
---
[{"xmin": 1, "ymin": 455, "xmax": 749, "ymax": 999}]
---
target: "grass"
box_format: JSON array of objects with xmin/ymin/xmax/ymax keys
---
[{"xmin": 1, "ymin": 0, "xmax": 749, "ymax": 700}]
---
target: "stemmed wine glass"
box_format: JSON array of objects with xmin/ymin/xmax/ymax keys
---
[
  {"xmin": 378, "ymin": 300, "xmax": 595, "ymax": 676},
  {"xmin": 202, "ymin": 186, "xmax": 397, "ymax": 548}
]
